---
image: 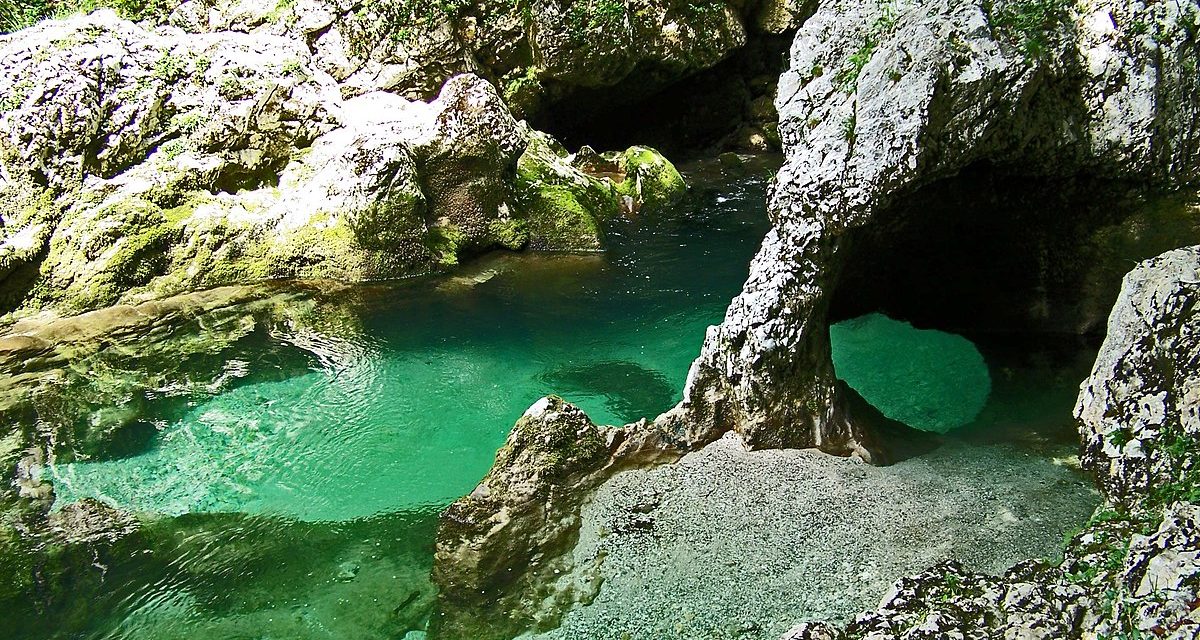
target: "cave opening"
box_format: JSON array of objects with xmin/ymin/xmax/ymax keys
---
[
  {"xmin": 524, "ymin": 34, "xmax": 793, "ymax": 159},
  {"xmin": 827, "ymin": 163, "xmax": 1200, "ymax": 445}
]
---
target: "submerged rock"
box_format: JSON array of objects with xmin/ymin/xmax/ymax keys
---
[{"xmin": 537, "ymin": 360, "xmax": 678, "ymax": 423}]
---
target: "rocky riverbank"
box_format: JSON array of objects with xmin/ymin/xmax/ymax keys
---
[
  {"xmin": 0, "ymin": 9, "xmax": 696, "ymax": 321},
  {"xmin": 1, "ymin": 0, "xmax": 1198, "ymax": 638},
  {"xmin": 431, "ymin": 0, "xmax": 1200, "ymax": 637}
]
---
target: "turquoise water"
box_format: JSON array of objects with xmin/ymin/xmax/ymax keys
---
[
  {"xmin": 830, "ymin": 313, "xmax": 992, "ymax": 433},
  {"xmin": 50, "ymin": 186, "xmax": 765, "ymax": 521},
  {"xmin": 7, "ymin": 175, "xmax": 773, "ymax": 639}
]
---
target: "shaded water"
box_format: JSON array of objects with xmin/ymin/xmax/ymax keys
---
[
  {"xmin": 831, "ymin": 314, "xmax": 1100, "ymax": 447},
  {"xmin": 830, "ymin": 313, "xmax": 993, "ymax": 433}
]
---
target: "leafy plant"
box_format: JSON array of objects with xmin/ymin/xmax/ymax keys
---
[
  {"xmin": 841, "ymin": 111, "xmax": 857, "ymax": 144},
  {"xmin": 344, "ymin": 0, "xmax": 469, "ymax": 55},
  {"xmin": 153, "ymin": 50, "xmax": 183, "ymax": 83},
  {"xmin": 986, "ymin": 0, "xmax": 1074, "ymax": 59},
  {"xmin": 565, "ymin": 0, "xmax": 628, "ymax": 43},
  {"xmin": 1, "ymin": 0, "xmax": 176, "ymax": 33},
  {"xmin": 834, "ymin": 0, "xmax": 898, "ymax": 92}
]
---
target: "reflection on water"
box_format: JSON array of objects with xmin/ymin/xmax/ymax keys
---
[
  {"xmin": 4, "ymin": 175, "xmax": 773, "ymax": 638},
  {"xmin": 48, "ymin": 178, "xmax": 771, "ymax": 524},
  {"xmin": 9, "ymin": 509, "xmax": 441, "ymax": 640}
]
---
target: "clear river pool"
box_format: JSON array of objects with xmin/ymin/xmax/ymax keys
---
[{"xmin": 5, "ymin": 171, "xmax": 1104, "ymax": 639}]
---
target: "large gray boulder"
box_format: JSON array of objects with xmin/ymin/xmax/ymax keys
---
[
  {"xmin": 1078, "ymin": 247, "xmax": 1200, "ymax": 505},
  {"xmin": 431, "ymin": 395, "xmax": 701, "ymax": 639}
]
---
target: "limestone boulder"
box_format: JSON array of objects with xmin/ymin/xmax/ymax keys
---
[{"xmin": 0, "ymin": 11, "xmax": 687, "ymax": 320}]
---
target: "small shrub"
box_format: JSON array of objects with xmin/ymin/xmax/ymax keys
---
[
  {"xmin": 281, "ymin": 59, "xmax": 304, "ymax": 77},
  {"xmin": 566, "ymin": 0, "xmax": 627, "ymax": 42},
  {"xmin": 841, "ymin": 112, "xmax": 857, "ymax": 144},
  {"xmin": 193, "ymin": 56, "xmax": 211, "ymax": 76},
  {"xmin": 1, "ymin": 0, "xmax": 177, "ymax": 33},
  {"xmin": 158, "ymin": 138, "xmax": 187, "ymax": 161},
  {"xmin": 0, "ymin": 78, "xmax": 33, "ymax": 112},
  {"xmin": 986, "ymin": 0, "xmax": 1074, "ymax": 59},
  {"xmin": 834, "ymin": 0, "xmax": 898, "ymax": 92},
  {"xmin": 153, "ymin": 51, "xmax": 184, "ymax": 83}
]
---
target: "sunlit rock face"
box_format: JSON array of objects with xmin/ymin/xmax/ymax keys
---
[
  {"xmin": 671, "ymin": 0, "xmax": 1200, "ymax": 459},
  {"xmin": 829, "ymin": 314, "xmax": 990, "ymax": 434},
  {"xmin": 1077, "ymin": 246, "xmax": 1200, "ymax": 506},
  {"xmin": 0, "ymin": 12, "xmax": 687, "ymax": 321}
]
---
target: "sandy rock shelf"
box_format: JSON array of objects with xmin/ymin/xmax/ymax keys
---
[{"xmin": 537, "ymin": 433, "xmax": 1098, "ymax": 640}]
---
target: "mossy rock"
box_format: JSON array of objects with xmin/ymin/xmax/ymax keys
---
[
  {"xmin": 514, "ymin": 131, "xmax": 623, "ymax": 251},
  {"xmin": 38, "ymin": 197, "xmax": 185, "ymax": 313},
  {"xmin": 612, "ymin": 145, "xmax": 687, "ymax": 213}
]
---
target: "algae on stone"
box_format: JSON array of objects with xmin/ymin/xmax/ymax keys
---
[
  {"xmin": 513, "ymin": 131, "xmax": 687, "ymax": 251},
  {"xmin": 0, "ymin": 12, "xmax": 690, "ymax": 320}
]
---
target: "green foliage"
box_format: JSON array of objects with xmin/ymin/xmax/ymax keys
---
[
  {"xmin": 0, "ymin": 78, "xmax": 32, "ymax": 112},
  {"xmin": 834, "ymin": 0, "xmax": 897, "ymax": 91},
  {"xmin": 344, "ymin": 0, "xmax": 469, "ymax": 54},
  {"xmin": 424, "ymin": 223, "xmax": 466, "ymax": 266},
  {"xmin": 158, "ymin": 138, "xmax": 187, "ymax": 161},
  {"xmin": 0, "ymin": 0, "xmax": 176, "ymax": 33},
  {"xmin": 153, "ymin": 50, "xmax": 184, "ymax": 83},
  {"xmin": 0, "ymin": 0, "xmax": 50, "ymax": 33},
  {"xmin": 986, "ymin": 0, "xmax": 1074, "ymax": 59},
  {"xmin": 1107, "ymin": 427, "xmax": 1132, "ymax": 447},
  {"xmin": 841, "ymin": 112, "xmax": 857, "ymax": 144},
  {"xmin": 1147, "ymin": 424, "xmax": 1200, "ymax": 506},
  {"xmin": 682, "ymin": 0, "xmax": 726, "ymax": 21},
  {"xmin": 566, "ymin": 0, "xmax": 627, "ymax": 42},
  {"xmin": 281, "ymin": 59, "xmax": 304, "ymax": 78}
]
